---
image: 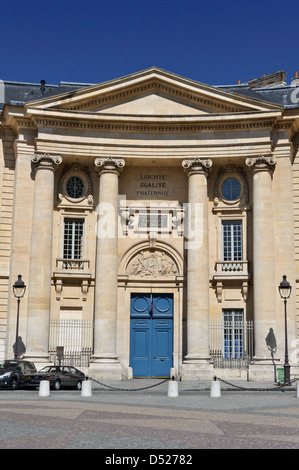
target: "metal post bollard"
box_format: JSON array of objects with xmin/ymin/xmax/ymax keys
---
[
  {"xmin": 81, "ymin": 380, "xmax": 92, "ymax": 397},
  {"xmin": 296, "ymin": 381, "xmax": 299, "ymax": 398},
  {"xmin": 39, "ymin": 380, "xmax": 50, "ymax": 397},
  {"xmin": 167, "ymin": 377, "xmax": 178, "ymax": 397},
  {"xmin": 210, "ymin": 377, "xmax": 221, "ymax": 398}
]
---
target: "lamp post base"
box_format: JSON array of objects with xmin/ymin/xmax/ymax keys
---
[{"xmin": 284, "ymin": 363, "xmax": 291, "ymax": 386}]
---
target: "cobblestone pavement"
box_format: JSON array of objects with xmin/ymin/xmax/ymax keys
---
[{"xmin": 0, "ymin": 379, "xmax": 299, "ymax": 452}]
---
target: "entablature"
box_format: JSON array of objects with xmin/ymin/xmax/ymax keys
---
[{"xmin": 25, "ymin": 107, "xmax": 282, "ymax": 134}]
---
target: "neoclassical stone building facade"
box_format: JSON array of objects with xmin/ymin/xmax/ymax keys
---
[{"xmin": 1, "ymin": 68, "xmax": 299, "ymax": 380}]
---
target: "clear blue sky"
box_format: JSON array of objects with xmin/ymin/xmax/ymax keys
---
[{"xmin": 1, "ymin": 0, "xmax": 298, "ymax": 86}]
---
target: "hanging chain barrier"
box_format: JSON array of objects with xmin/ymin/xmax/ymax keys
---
[
  {"xmin": 89, "ymin": 375, "xmax": 299, "ymax": 392},
  {"xmin": 89, "ymin": 377, "xmax": 170, "ymax": 392},
  {"xmin": 215, "ymin": 376, "xmax": 299, "ymax": 392}
]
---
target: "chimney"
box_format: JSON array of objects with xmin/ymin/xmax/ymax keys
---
[
  {"xmin": 40, "ymin": 80, "xmax": 46, "ymax": 94},
  {"xmin": 291, "ymin": 71, "xmax": 299, "ymax": 87},
  {"xmin": 248, "ymin": 71, "xmax": 286, "ymax": 88}
]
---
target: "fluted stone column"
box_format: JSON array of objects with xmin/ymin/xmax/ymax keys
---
[
  {"xmin": 246, "ymin": 155, "xmax": 277, "ymax": 377},
  {"xmin": 25, "ymin": 153, "xmax": 62, "ymax": 364},
  {"xmin": 181, "ymin": 158, "xmax": 214, "ymax": 379},
  {"xmin": 90, "ymin": 157, "xmax": 125, "ymax": 380}
]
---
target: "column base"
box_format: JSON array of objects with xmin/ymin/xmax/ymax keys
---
[
  {"xmin": 89, "ymin": 356, "xmax": 122, "ymax": 381},
  {"xmin": 248, "ymin": 357, "xmax": 279, "ymax": 382},
  {"xmin": 23, "ymin": 353, "xmax": 51, "ymax": 371},
  {"xmin": 181, "ymin": 356, "xmax": 214, "ymax": 380}
]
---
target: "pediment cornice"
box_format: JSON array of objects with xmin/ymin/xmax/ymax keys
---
[
  {"xmin": 24, "ymin": 67, "xmax": 283, "ymax": 116},
  {"xmin": 36, "ymin": 79, "xmax": 261, "ymax": 114},
  {"xmin": 5, "ymin": 68, "xmax": 294, "ymax": 134}
]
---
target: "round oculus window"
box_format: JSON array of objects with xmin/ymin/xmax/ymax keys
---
[
  {"xmin": 66, "ymin": 176, "xmax": 85, "ymax": 199},
  {"xmin": 221, "ymin": 177, "xmax": 241, "ymax": 201}
]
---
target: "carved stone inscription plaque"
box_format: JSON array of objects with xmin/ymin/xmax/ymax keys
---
[
  {"xmin": 118, "ymin": 167, "xmax": 187, "ymax": 202},
  {"xmin": 137, "ymin": 174, "xmax": 169, "ymax": 197}
]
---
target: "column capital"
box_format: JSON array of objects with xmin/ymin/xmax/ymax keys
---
[
  {"xmin": 182, "ymin": 157, "xmax": 213, "ymax": 177},
  {"xmin": 95, "ymin": 156, "xmax": 125, "ymax": 175},
  {"xmin": 245, "ymin": 154, "xmax": 277, "ymax": 173},
  {"xmin": 31, "ymin": 153, "xmax": 62, "ymax": 173}
]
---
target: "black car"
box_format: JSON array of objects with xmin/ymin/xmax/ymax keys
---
[
  {"xmin": 0, "ymin": 360, "xmax": 37, "ymax": 390},
  {"xmin": 25, "ymin": 365, "xmax": 86, "ymax": 390}
]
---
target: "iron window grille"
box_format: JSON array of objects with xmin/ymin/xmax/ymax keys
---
[
  {"xmin": 66, "ymin": 176, "xmax": 85, "ymax": 199},
  {"xmin": 210, "ymin": 310, "xmax": 253, "ymax": 368}
]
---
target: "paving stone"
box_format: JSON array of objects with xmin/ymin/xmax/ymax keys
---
[{"xmin": 0, "ymin": 379, "xmax": 298, "ymax": 449}]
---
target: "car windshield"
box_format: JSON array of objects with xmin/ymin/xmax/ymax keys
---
[
  {"xmin": 0, "ymin": 360, "xmax": 18, "ymax": 369},
  {"xmin": 39, "ymin": 366, "xmax": 62, "ymax": 373}
]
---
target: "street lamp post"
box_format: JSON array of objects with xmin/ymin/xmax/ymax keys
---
[
  {"xmin": 12, "ymin": 274, "xmax": 26, "ymax": 360},
  {"xmin": 278, "ymin": 275, "xmax": 292, "ymax": 386}
]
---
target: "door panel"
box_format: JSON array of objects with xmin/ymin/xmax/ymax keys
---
[
  {"xmin": 155, "ymin": 296, "xmax": 172, "ymax": 316},
  {"xmin": 131, "ymin": 296, "xmax": 150, "ymax": 317},
  {"xmin": 153, "ymin": 319, "xmax": 173, "ymax": 377},
  {"xmin": 130, "ymin": 293, "xmax": 173, "ymax": 378},
  {"xmin": 129, "ymin": 319, "xmax": 151, "ymax": 377}
]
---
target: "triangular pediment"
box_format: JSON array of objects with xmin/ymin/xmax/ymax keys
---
[
  {"xmin": 90, "ymin": 92, "xmax": 212, "ymax": 115},
  {"xmin": 25, "ymin": 67, "xmax": 282, "ymax": 118}
]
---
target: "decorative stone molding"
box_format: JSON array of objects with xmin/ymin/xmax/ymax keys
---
[
  {"xmin": 212, "ymin": 278, "xmax": 249, "ymax": 303},
  {"xmin": 57, "ymin": 162, "xmax": 94, "ymax": 207},
  {"xmin": 81, "ymin": 280, "xmax": 90, "ymax": 301},
  {"xmin": 31, "ymin": 153, "xmax": 62, "ymax": 173},
  {"xmin": 213, "ymin": 164, "xmax": 249, "ymax": 205},
  {"xmin": 214, "ymin": 281, "xmax": 223, "ymax": 303},
  {"xmin": 245, "ymin": 154, "xmax": 277, "ymax": 173},
  {"xmin": 54, "ymin": 279, "xmax": 63, "ymax": 301},
  {"xmin": 182, "ymin": 157, "xmax": 213, "ymax": 176},
  {"xmin": 53, "ymin": 260, "xmax": 92, "ymax": 301},
  {"xmin": 127, "ymin": 249, "xmax": 179, "ymax": 277},
  {"xmin": 65, "ymin": 81, "xmax": 243, "ymax": 114},
  {"xmin": 119, "ymin": 239, "xmax": 184, "ymax": 282},
  {"xmin": 53, "ymin": 278, "xmax": 91, "ymax": 301},
  {"xmin": 33, "ymin": 117, "xmax": 276, "ymax": 133},
  {"xmin": 94, "ymin": 156, "xmax": 125, "ymax": 175}
]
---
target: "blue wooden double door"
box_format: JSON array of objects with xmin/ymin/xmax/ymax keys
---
[{"xmin": 130, "ymin": 293, "xmax": 173, "ymax": 378}]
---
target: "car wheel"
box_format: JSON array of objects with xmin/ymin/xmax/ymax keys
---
[
  {"xmin": 10, "ymin": 377, "xmax": 18, "ymax": 390},
  {"xmin": 52, "ymin": 380, "xmax": 61, "ymax": 391},
  {"xmin": 75, "ymin": 380, "xmax": 82, "ymax": 390}
]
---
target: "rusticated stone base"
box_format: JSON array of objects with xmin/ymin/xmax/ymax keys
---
[
  {"xmin": 89, "ymin": 358, "xmax": 122, "ymax": 381},
  {"xmin": 181, "ymin": 358, "xmax": 215, "ymax": 381},
  {"xmin": 248, "ymin": 358, "xmax": 279, "ymax": 382}
]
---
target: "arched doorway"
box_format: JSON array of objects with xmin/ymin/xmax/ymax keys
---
[{"xmin": 118, "ymin": 240, "xmax": 184, "ymax": 378}]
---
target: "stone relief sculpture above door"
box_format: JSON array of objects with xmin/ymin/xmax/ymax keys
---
[{"xmin": 127, "ymin": 250, "xmax": 178, "ymax": 277}]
